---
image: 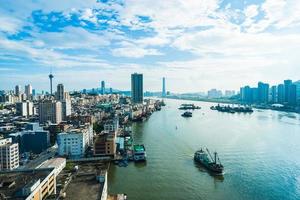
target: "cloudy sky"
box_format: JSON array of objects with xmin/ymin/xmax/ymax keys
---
[{"xmin": 0, "ymin": 0, "xmax": 300, "ymax": 93}]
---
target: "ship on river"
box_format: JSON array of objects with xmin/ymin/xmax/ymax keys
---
[
  {"xmin": 210, "ymin": 104, "xmax": 253, "ymax": 113},
  {"xmin": 179, "ymin": 104, "xmax": 201, "ymax": 110},
  {"xmin": 181, "ymin": 111, "xmax": 192, "ymax": 117},
  {"xmin": 194, "ymin": 148, "xmax": 224, "ymax": 175}
]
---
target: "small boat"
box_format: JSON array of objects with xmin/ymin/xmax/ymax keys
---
[
  {"xmin": 194, "ymin": 148, "xmax": 224, "ymax": 175},
  {"xmin": 181, "ymin": 111, "xmax": 192, "ymax": 117},
  {"xmin": 133, "ymin": 144, "xmax": 147, "ymax": 162}
]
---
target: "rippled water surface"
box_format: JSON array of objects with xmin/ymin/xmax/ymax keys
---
[{"xmin": 108, "ymin": 99, "xmax": 300, "ymax": 200}]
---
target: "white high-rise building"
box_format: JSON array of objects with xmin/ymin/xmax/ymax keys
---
[
  {"xmin": 61, "ymin": 100, "xmax": 71, "ymax": 121},
  {"xmin": 16, "ymin": 101, "xmax": 33, "ymax": 117},
  {"xmin": 0, "ymin": 138, "xmax": 19, "ymax": 171},
  {"xmin": 39, "ymin": 100, "xmax": 62, "ymax": 124},
  {"xmin": 25, "ymin": 84, "xmax": 32, "ymax": 100}
]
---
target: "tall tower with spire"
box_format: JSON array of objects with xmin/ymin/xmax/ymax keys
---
[{"xmin": 49, "ymin": 69, "xmax": 54, "ymax": 95}]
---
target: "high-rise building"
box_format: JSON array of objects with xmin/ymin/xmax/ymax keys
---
[
  {"xmin": 270, "ymin": 85, "xmax": 277, "ymax": 103},
  {"xmin": 277, "ymin": 84, "xmax": 285, "ymax": 104},
  {"xmin": 56, "ymin": 84, "xmax": 64, "ymax": 101},
  {"xmin": 225, "ymin": 90, "xmax": 235, "ymax": 97},
  {"xmin": 284, "ymin": 79, "xmax": 292, "ymax": 103},
  {"xmin": 61, "ymin": 100, "xmax": 71, "ymax": 121},
  {"xmin": 25, "ymin": 84, "xmax": 32, "ymax": 100},
  {"xmin": 258, "ymin": 82, "xmax": 269, "ymax": 104},
  {"xmin": 162, "ymin": 77, "xmax": 166, "ymax": 97},
  {"xmin": 101, "ymin": 81, "xmax": 105, "ymax": 95},
  {"xmin": 32, "ymin": 89, "xmax": 36, "ymax": 96},
  {"xmin": 288, "ymin": 84, "xmax": 297, "ymax": 106},
  {"xmin": 131, "ymin": 73, "xmax": 143, "ymax": 104},
  {"xmin": 15, "ymin": 85, "xmax": 21, "ymax": 96},
  {"xmin": 207, "ymin": 89, "xmax": 222, "ymax": 99},
  {"xmin": 240, "ymin": 86, "xmax": 252, "ymax": 103},
  {"xmin": 16, "ymin": 101, "xmax": 34, "ymax": 117},
  {"xmin": 39, "ymin": 100, "xmax": 62, "ymax": 124},
  {"xmin": 294, "ymin": 80, "xmax": 300, "ymax": 105},
  {"xmin": 0, "ymin": 138, "xmax": 19, "ymax": 171}
]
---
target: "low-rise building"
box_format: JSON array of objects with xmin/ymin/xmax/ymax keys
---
[
  {"xmin": 94, "ymin": 131, "xmax": 116, "ymax": 157},
  {"xmin": 57, "ymin": 125, "xmax": 93, "ymax": 158},
  {"xmin": 0, "ymin": 138, "xmax": 19, "ymax": 171},
  {"xmin": 103, "ymin": 117, "xmax": 119, "ymax": 132},
  {"xmin": 38, "ymin": 158, "xmax": 66, "ymax": 177},
  {"xmin": 0, "ymin": 168, "xmax": 56, "ymax": 200},
  {"xmin": 9, "ymin": 124, "xmax": 50, "ymax": 154},
  {"xmin": 61, "ymin": 162, "xmax": 108, "ymax": 200}
]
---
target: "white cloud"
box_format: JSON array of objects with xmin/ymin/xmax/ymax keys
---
[
  {"xmin": 31, "ymin": 27, "xmax": 110, "ymax": 50},
  {"xmin": 245, "ymin": 0, "xmax": 300, "ymax": 33},
  {"xmin": 1, "ymin": 0, "xmax": 300, "ymax": 92},
  {"xmin": 0, "ymin": 15, "xmax": 23, "ymax": 34},
  {"xmin": 112, "ymin": 46, "xmax": 163, "ymax": 58},
  {"xmin": 79, "ymin": 8, "xmax": 98, "ymax": 23}
]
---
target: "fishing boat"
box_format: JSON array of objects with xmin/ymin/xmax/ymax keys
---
[{"xmin": 194, "ymin": 148, "xmax": 224, "ymax": 175}]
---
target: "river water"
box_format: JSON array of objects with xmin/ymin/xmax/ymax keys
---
[{"xmin": 108, "ymin": 99, "xmax": 300, "ymax": 200}]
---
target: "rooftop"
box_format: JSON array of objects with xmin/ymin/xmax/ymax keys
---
[
  {"xmin": 0, "ymin": 168, "xmax": 54, "ymax": 200},
  {"xmin": 63, "ymin": 162, "xmax": 108, "ymax": 200},
  {"xmin": 39, "ymin": 158, "xmax": 66, "ymax": 169}
]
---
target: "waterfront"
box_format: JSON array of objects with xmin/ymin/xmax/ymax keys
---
[{"xmin": 108, "ymin": 98, "xmax": 300, "ymax": 200}]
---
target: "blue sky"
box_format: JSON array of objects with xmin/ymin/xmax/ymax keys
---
[{"xmin": 1, "ymin": 0, "xmax": 300, "ymax": 93}]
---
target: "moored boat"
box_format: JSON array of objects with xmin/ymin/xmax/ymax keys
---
[{"xmin": 133, "ymin": 144, "xmax": 147, "ymax": 162}]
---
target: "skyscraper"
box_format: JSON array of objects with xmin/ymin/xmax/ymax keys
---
[
  {"xmin": 258, "ymin": 82, "xmax": 269, "ymax": 104},
  {"xmin": 16, "ymin": 101, "xmax": 33, "ymax": 117},
  {"xmin": 101, "ymin": 81, "xmax": 105, "ymax": 95},
  {"xmin": 162, "ymin": 77, "xmax": 166, "ymax": 97},
  {"xmin": 56, "ymin": 84, "xmax": 64, "ymax": 101},
  {"xmin": 284, "ymin": 79, "xmax": 292, "ymax": 103},
  {"xmin": 61, "ymin": 100, "xmax": 71, "ymax": 121},
  {"xmin": 25, "ymin": 84, "xmax": 32, "ymax": 100},
  {"xmin": 15, "ymin": 85, "xmax": 21, "ymax": 96},
  {"xmin": 39, "ymin": 100, "xmax": 62, "ymax": 124},
  {"xmin": 240, "ymin": 86, "xmax": 253, "ymax": 103},
  {"xmin": 277, "ymin": 84, "xmax": 285, "ymax": 104},
  {"xmin": 131, "ymin": 73, "xmax": 143, "ymax": 104},
  {"xmin": 288, "ymin": 84, "xmax": 297, "ymax": 106},
  {"xmin": 270, "ymin": 85, "xmax": 277, "ymax": 103}
]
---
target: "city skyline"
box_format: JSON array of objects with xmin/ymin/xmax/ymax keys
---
[{"xmin": 1, "ymin": 1, "xmax": 300, "ymax": 92}]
